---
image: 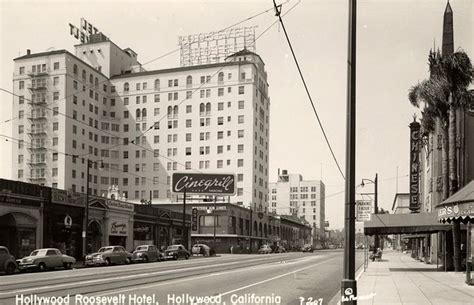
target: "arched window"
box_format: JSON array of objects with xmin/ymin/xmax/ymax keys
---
[
  {"xmin": 264, "ymin": 224, "xmax": 268, "ymax": 237},
  {"xmin": 186, "ymin": 75, "xmax": 192, "ymax": 87},
  {"xmin": 258, "ymin": 223, "xmax": 263, "ymax": 237},
  {"xmin": 218, "ymin": 72, "xmax": 224, "ymax": 83},
  {"xmin": 82, "ymin": 70, "xmax": 86, "ymax": 80},
  {"xmin": 124, "ymin": 82, "xmax": 129, "ymax": 92},
  {"xmin": 173, "ymin": 105, "xmax": 178, "ymax": 116},
  {"xmin": 205, "ymin": 102, "xmax": 211, "ymax": 114},
  {"xmin": 142, "ymin": 108, "xmax": 147, "ymax": 118},
  {"xmin": 73, "ymin": 64, "xmax": 78, "ymax": 75},
  {"xmin": 253, "ymin": 221, "xmax": 258, "ymax": 236},
  {"xmin": 167, "ymin": 106, "xmax": 172, "ymax": 117},
  {"xmin": 136, "ymin": 109, "xmax": 140, "ymax": 119},
  {"xmin": 199, "ymin": 103, "xmax": 205, "ymax": 114},
  {"xmin": 89, "ymin": 74, "xmax": 93, "ymax": 84},
  {"xmin": 154, "ymin": 79, "xmax": 160, "ymax": 90},
  {"xmin": 94, "ymin": 77, "xmax": 99, "ymax": 88}
]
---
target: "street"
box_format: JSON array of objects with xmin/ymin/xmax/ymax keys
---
[{"xmin": 0, "ymin": 250, "xmax": 363, "ymax": 305}]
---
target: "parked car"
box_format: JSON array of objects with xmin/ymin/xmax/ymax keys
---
[
  {"xmin": 132, "ymin": 245, "xmax": 163, "ymax": 263},
  {"xmin": 258, "ymin": 244, "xmax": 273, "ymax": 254},
  {"xmin": 273, "ymin": 245, "xmax": 286, "ymax": 253},
  {"xmin": 314, "ymin": 245, "xmax": 323, "ymax": 250},
  {"xmin": 302, "ymin": 244, "xmax": 314, "ymax": 253},
  {"xmin": 17, "ymin": 248, "xmax": 75, "ymax": 272},
  {"xmin": 0, "ymin": 246, "xmax": 18, "ymax": 275},
  {"xmin": 191, "ymin": 244, "xmax": 214, "ymax": 257},
  {"xmin": 84, "ymin": 246, "xmax": 132, "ymax": 266},
  {"xmin": 164, "ymin": 245, "xmax": 190, "ymax": 260}
]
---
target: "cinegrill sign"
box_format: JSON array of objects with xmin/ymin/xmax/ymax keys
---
[{"xmin": 171, "ymin": 173, "xmax": 236, "ymax": 195}]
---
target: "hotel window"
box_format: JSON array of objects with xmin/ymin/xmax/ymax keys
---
[
  {"xmin": 154, "ymin": 94, "xmax": 160, "ymax": 103},
  {"xmin": 200, "ymin": 90, "xmax": 205, "ymax": 98},
  {"xmin": 154, "ymin": 135, "xmax": 159, "ymax": 143},
  {"xmin": 186, "ymin": 105, "xmax": 192, "ymax": 113},
  {"xmin": 153, "ymin": 177, "xmax": 159, "ymax": 185},
  {"xmin": 168, "ymin": 93, "xmax": 173, "ymax": 101},
  {"xmin": 124, "ymin": 97, "xmax": 129, "ymax": 105},
  {"xmin": 143, "ymin": 96, "xmax": 147, "ymax": 103},
  {"xmin": 18, "ymin": 125, "xmax": 24, "ymax": 134},
  {"xmin": 238, "ymin": 86, "xmax": 244, "ymax": 94},
  {"xmin": 238, "ymin": 100, "xmax": 244, "ymax": 109},
  {"xmin": 19, "ymin": 81, "xmax": 24, "ymax": 90},
  {"xmin": 53, "ymin": 77, "xmax": 59, "ymax": 85},
  {"xmin": 186, "ymin": 133, "xmax": 192, "ymax": 141},
  {"xmin": 217, "ymin": 117, "xmax": 223, "ymax": 125},
  {"xmin": 174, "ymin": 92, "xmax": 178, "ymax": 100},
  {"xmin": 186, "ymin": 147, "xmax": 191, "ymax": 156},
  {"xmin": 154, "ymin": 149, "xmax": 159, "ymax": 157},
  {"xmin": 53, "ymin": 137, "xmax": 58, "ymax": 146},
  {"xmin": 228, "ymin": 87, "xmax": 232, "ymax": 93},
  {"xmin": 186, "ymin": 91, "xmax": 192, "ymax": 99},
  {"xmin": 238, "ymin": 144, "xmax": 244, "ymax": 153},
  {"xmin": 217, "ymin": 131, "xmax": 223, "ymax": 139},
  {"xmin": 217, "ymin": 160, "xmax": 223, "ymax": 168},
  {"xmin": 136, "ymin": 96, "xmax": 141, "ymax": 104},
  {"xmin": 217, "ymin": 145, "xmax": 223, "ymax": 154},
  {"xmin": 124, "ymin": 82, "xmax": 129, "ymax": 92},
  {"xmin": 238, "ymin": 115, "xmax": 244, "ymax": 124},
  {"xmin": 53, "ymin": 62, "xmax": 59, "ymax": 70},
  {"xmin": 53, "ymin": 92, "xmax": 59, "ymax": 101},
  {"xmin": 185, "ymin": 162, "xmax": 191, "ymax": 170},
  {"xmin": 206, "ymin": 89, "xmax": 211, "ymax": 98},
  {"xmin": 153, "ymin": 163, "xmax": 159, "ymax": 171},
  {"xmin": 168, "ymin": 80, "xmax": 173, "ymax": 87},
  {"xmin": 218, "ymin": 102, "xmax": 224, "ymax": 111},
  {"xmin": 174, "ymin": 79, "xmax": 178, "ymax": 87},
  {"xmin": 53, "ymin": 122, "xmax": 59, "ymax": 131},
  {"xmin": 218, "ymin": 72, "xmax": 224, "ymax": 83},
  {"xmin": 19, "ymin": 96, "xmax": 24, "ymax": 104},
  {"xmin": 237, "ymin": 188, "xmax": 243, "ymax": 196},
  {"xmin": 154, "ymin": 108, "xmax": 160, "ymax": 116},
  {"xmin": 237, "ymin": 174, "xmax": 243, "ymax": 182},
  {"xmin": 238, "ymin": 130, "xmax": 244, "ymax": 138},
  {"xmin": 124, "ymin": 111, "xmax": 129, "ymax": 119},
  {"xmin": 218, "ymin": 88, "xmax": 224, "ymax": 96},
  {"xmin": 19, "ymin": 66, "xmax": 25, "ymax": 75},
  {"xmin": 154, "ymin": 79, "xmax": 160, "ymax": 90},
  {"xmin": 186, "ymin": 119, "xmax": 192, "ymax": 128},
  {"xmin": 237, "ymin": 159, "xmax": 244, "ymax": 167},
  {"xmin": 186, "ymin": 76, "xmax": 192, "ymax": 87},
  {"xmin": 136, "ymin": 83, "xmax": 141, "ymax": 91},
  {"xmin": 200, "ymin": 76, "xmax": 205, "ymax": 84}
]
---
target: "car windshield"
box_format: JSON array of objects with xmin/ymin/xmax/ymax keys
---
[
  {"xmin": 167, "ymin": 245, "xmax": 179, "ymax": 250},
  {"xmin": 136, "ymin": 246, "xmax": 148, "ymax": 251},
  {"xmin": 30, "ymin": 249, "xmax": 47, "ymax": 256},
  {"xmin": 98, "ymin": 247, "xmax": 114, "ymax": 253}
]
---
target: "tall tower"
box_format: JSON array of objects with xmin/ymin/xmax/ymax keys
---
[{"xmin": 442, "ymin": 1, "xmax": 454, "ymax": 55}]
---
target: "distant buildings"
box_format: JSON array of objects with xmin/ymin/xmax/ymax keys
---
[{"xmin": 269, "ymin": 169, "xmax": 325, "ymax": 245}]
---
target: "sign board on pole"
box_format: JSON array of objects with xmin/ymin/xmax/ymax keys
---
[
  {"xmin": 171, "ymin": 173, "xmax": 236, "ymax": 195},
  {"xmin": 356, "ymin": 200, "xmax": 372, "ymax": 222}
]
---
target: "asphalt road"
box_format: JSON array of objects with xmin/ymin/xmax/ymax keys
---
[{"xmin": 0, "ymin": 250, "xmax": 364, "ymax": 305}]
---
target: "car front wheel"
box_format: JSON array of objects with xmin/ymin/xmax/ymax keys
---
[
  {"xmin": 173, "ymin": 254, "xmax": 178, "ymax": 260},
  {"xmin": 6, "ymin": 263, "xmax": 16, "ymax": 275},
  {"xmin": 63, "ymin": 262, "xmax": 72, "ymax": 270},
  {"xmin": 125, "ymin": 258, "xmax": 131, "ymax": 264},
  {"xmin": 38, "ymin": 263, "xmax": 46, "ymax": 272}
]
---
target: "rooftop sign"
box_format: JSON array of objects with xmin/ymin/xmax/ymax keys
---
[
  {"xmin": 171, "ymin": 173, "xmax": 235, "ymax": 195},
  {"xmin": 69, "ymin": 18, "xmax": 108, "ymax": 43}
]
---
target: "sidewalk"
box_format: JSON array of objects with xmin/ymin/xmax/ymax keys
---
[{"xmin": 331, "ymin": 250, "xmax": 474, "ymax": 305}]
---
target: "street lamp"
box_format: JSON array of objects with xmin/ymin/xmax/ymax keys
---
[
  {"xmin": 361, "ymin": 174, "xmax": 378, "ymax": 249},
  {"xmin": 82, "ymin": 158, "xmax": 104, "ymax": 258}
]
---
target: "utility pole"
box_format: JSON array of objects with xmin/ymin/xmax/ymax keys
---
[
  {"xmin": 213, "ymin": 195, "xmax": 217, "ymax": 252},
  {"xmin": 82, "ymin": 159, "xmax": 91, "ymax": 258},
  {"xmin": 374, "ymin": 174, "xmax": 379, "ymax": 249},
  {"xmin": 182, "ymin": 188, "xmax": 187, "ymax": 249},
  {"xmin": 341, "ymin": 0, "xmax": 357, "ymax": 304}
]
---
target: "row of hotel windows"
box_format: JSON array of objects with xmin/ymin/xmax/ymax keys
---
[
  {"xmin": 271, "ymin": 186, "xmax": 319, "ymax": 193},
  {"xmin": 271, "ymin": 193, "xmax": 320, "ymax": 200},
  {"xmin": 121, "ymin": 72, "xmax": 248, "ymax": 93}
]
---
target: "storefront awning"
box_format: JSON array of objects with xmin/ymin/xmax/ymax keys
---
[
  {"xmin": 364, "ymin": 212, "xmax": 450, "ymax": 235},
  {"xmin": 437, "ymin": 180, "xmax": 474, "ymax": 223}
]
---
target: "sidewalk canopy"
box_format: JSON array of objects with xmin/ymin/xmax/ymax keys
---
[
  {"xmin": 364, "ymin": 212, "xmax": 450, "ymax": 235},
  {"xmin": 436, "ymin": 180, "xmax": 474, "ymax": 223}
]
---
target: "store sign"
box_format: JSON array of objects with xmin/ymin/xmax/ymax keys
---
[
  {"xmin": 356, "ymin": 200, "xmax": 372, "ymax": 222},
  {"xmin": 110, "ymin": 221, "xmax": 128, "ymax": 236},
  {"xmin": 172, "ymin": 173, "xmax": 235, "ymax": 195},
  {"xmin": 409, "ymin": 119, "xmax": 421, "ymax": 212},
  {"xmin": 192, "ymin": 206, "xmax": 227, "ymax": 211},
  {"xmin": 191, "ymin": 208, "xmax": 198, "ymax": 231},
  {"xmin": 107, "ymin": 199, "xmax": 134, "ymax": 212},
  {"xmin": 69, "ymin": 18, "xmax": 107, "ymax": 43},
  {"xmin": 64, "ymin": 214, "xmax": 72, "ymax": 229},
  {"xmin": 438, "ymin": 203, "xmax": 473, "ymax": 219},
  {"xmin": 52, "ymin": 189, "xmax": 85, "ymax": 206}
]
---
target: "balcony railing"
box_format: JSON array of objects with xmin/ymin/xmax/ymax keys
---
[
  {"xmin": 27, "ymin": 129, "xmax": 47, "ymax": 136},
  {"xmin": 27, "ymin": 84, "xmax": 48, "ymax": 91},
  {"xmin": 27, "ymin": 69, "xmax": 50, "ymax": 77},
  {"xmin": 27, "ymin": 114, "xmax": 48, "ymax": 121}
]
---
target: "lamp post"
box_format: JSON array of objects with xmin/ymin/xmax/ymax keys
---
[
  {"xmin": 82, "ymin": 159, "xmax": 103, "ymax": 258},
  {"xmin": 361, "ymin": 174, "xmax": 378, "ymax": 249}
]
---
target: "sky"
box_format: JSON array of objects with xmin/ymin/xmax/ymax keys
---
[{"xmin": 0, "ymin": 0, "xmax": 472, "ymax": 229}]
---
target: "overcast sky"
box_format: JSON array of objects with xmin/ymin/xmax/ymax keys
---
[{"xmin": 0, "ymin": 0, "xmax": 472, "ymax": 229}]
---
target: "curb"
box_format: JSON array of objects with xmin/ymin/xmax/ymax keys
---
[{"xmin": 327, "ymin": 263, "xmax": 365, "ymax": 305}]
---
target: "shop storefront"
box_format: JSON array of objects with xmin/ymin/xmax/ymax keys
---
[
  {"xmin": 106, "ymin": 198, "xmax": 134, "ymax": 251},
  {"xmin": 437, "ymin": 180, "xmax": 474, "ymax": 285},
  {"xmin": 44, "ymin": 189, "xmax": 85, "ymax": 259},
  {"xmin": 0, "ymin": 179, "xmax": 46, "ymax": 259}
]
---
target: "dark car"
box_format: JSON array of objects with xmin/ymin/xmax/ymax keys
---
[
  {"xmin": 164, "ymin": 245, "xmax": 190, "ymax": 260},
  {"xmin": 84, "ymin": 246, "xmax": 132, "ymax": 266},
  {"xmin": 0, "ymin": 246, "xmax": 18, "ymax": 275},
  {"xmin": 273, "ymin": 245, "xmax": 286, "ymax": 253},
  {"xmin": 302, "ymin": 244, "xmax": 314, "ymax": 253},
  {"xmin": 132, "ymin": 245, "xmax": 163, "ymax": 263},
  {"xmin": 258, "ymin": 245, "xmax": 273, "ymax": 254}
]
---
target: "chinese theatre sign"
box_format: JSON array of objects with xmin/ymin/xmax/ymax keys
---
[{"xmin": 409, "ymin": 118, "xmax": 421, "ymax": 212}]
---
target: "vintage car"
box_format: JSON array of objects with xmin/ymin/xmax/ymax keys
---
[
  {"xmin": 191, "ymin": 244, "xmax": 215, "ymax": 257},
  {"xmin": 17, "ymin": 248, "xmax": 75, "ymax": 271},
  {"xmin": 258, "ymin": 244, "xmax": 273, "ymax": 254},
  {"xmin": 164, "ymin": 245, "xmax": 190, "ymax": 260},
  {"xmin": 302, "ymin": 244, "xmax": 314, "ymax": 253},
  {"xmin": 85, "ymin": 246, "xmax": 132, "ymax": 266},
  {"xmin": 0, "ymin": 246, "xmax": 18, "ymax": 275},
  {"xmin": 132, "ymin": 245, "xmax": 163, "ymax": 263},
  {"xmin": 273, "ymin": 245, "xmax": 286, "ymax": 253}
]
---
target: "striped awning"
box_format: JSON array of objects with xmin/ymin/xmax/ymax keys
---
[{"xmin": 437, "ymin": 180, "xmax": 474, "ymax": 223}]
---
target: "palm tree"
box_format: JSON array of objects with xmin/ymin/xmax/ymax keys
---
[{"xmin": 408, "ymin": 49, "xmax": 473, "ymax": 272}]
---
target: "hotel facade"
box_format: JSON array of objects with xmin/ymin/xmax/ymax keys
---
[{"xmin": 11, "ymin": 34, "xmax": 270, "ymax": 210}]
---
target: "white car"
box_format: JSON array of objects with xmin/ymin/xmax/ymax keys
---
[{"xmin": 17, "ymin": 248, "xmax": 75, "ymax": 271}]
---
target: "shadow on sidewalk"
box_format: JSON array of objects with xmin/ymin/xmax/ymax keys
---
[{"xmin": 389, "ymin": 267, "xmax": 441, "ymax": 272}]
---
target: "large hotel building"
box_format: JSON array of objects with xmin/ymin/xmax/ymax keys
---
[{"xmin": 11, "ymin": 33, "xmax": 270, "ymax": 209}]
